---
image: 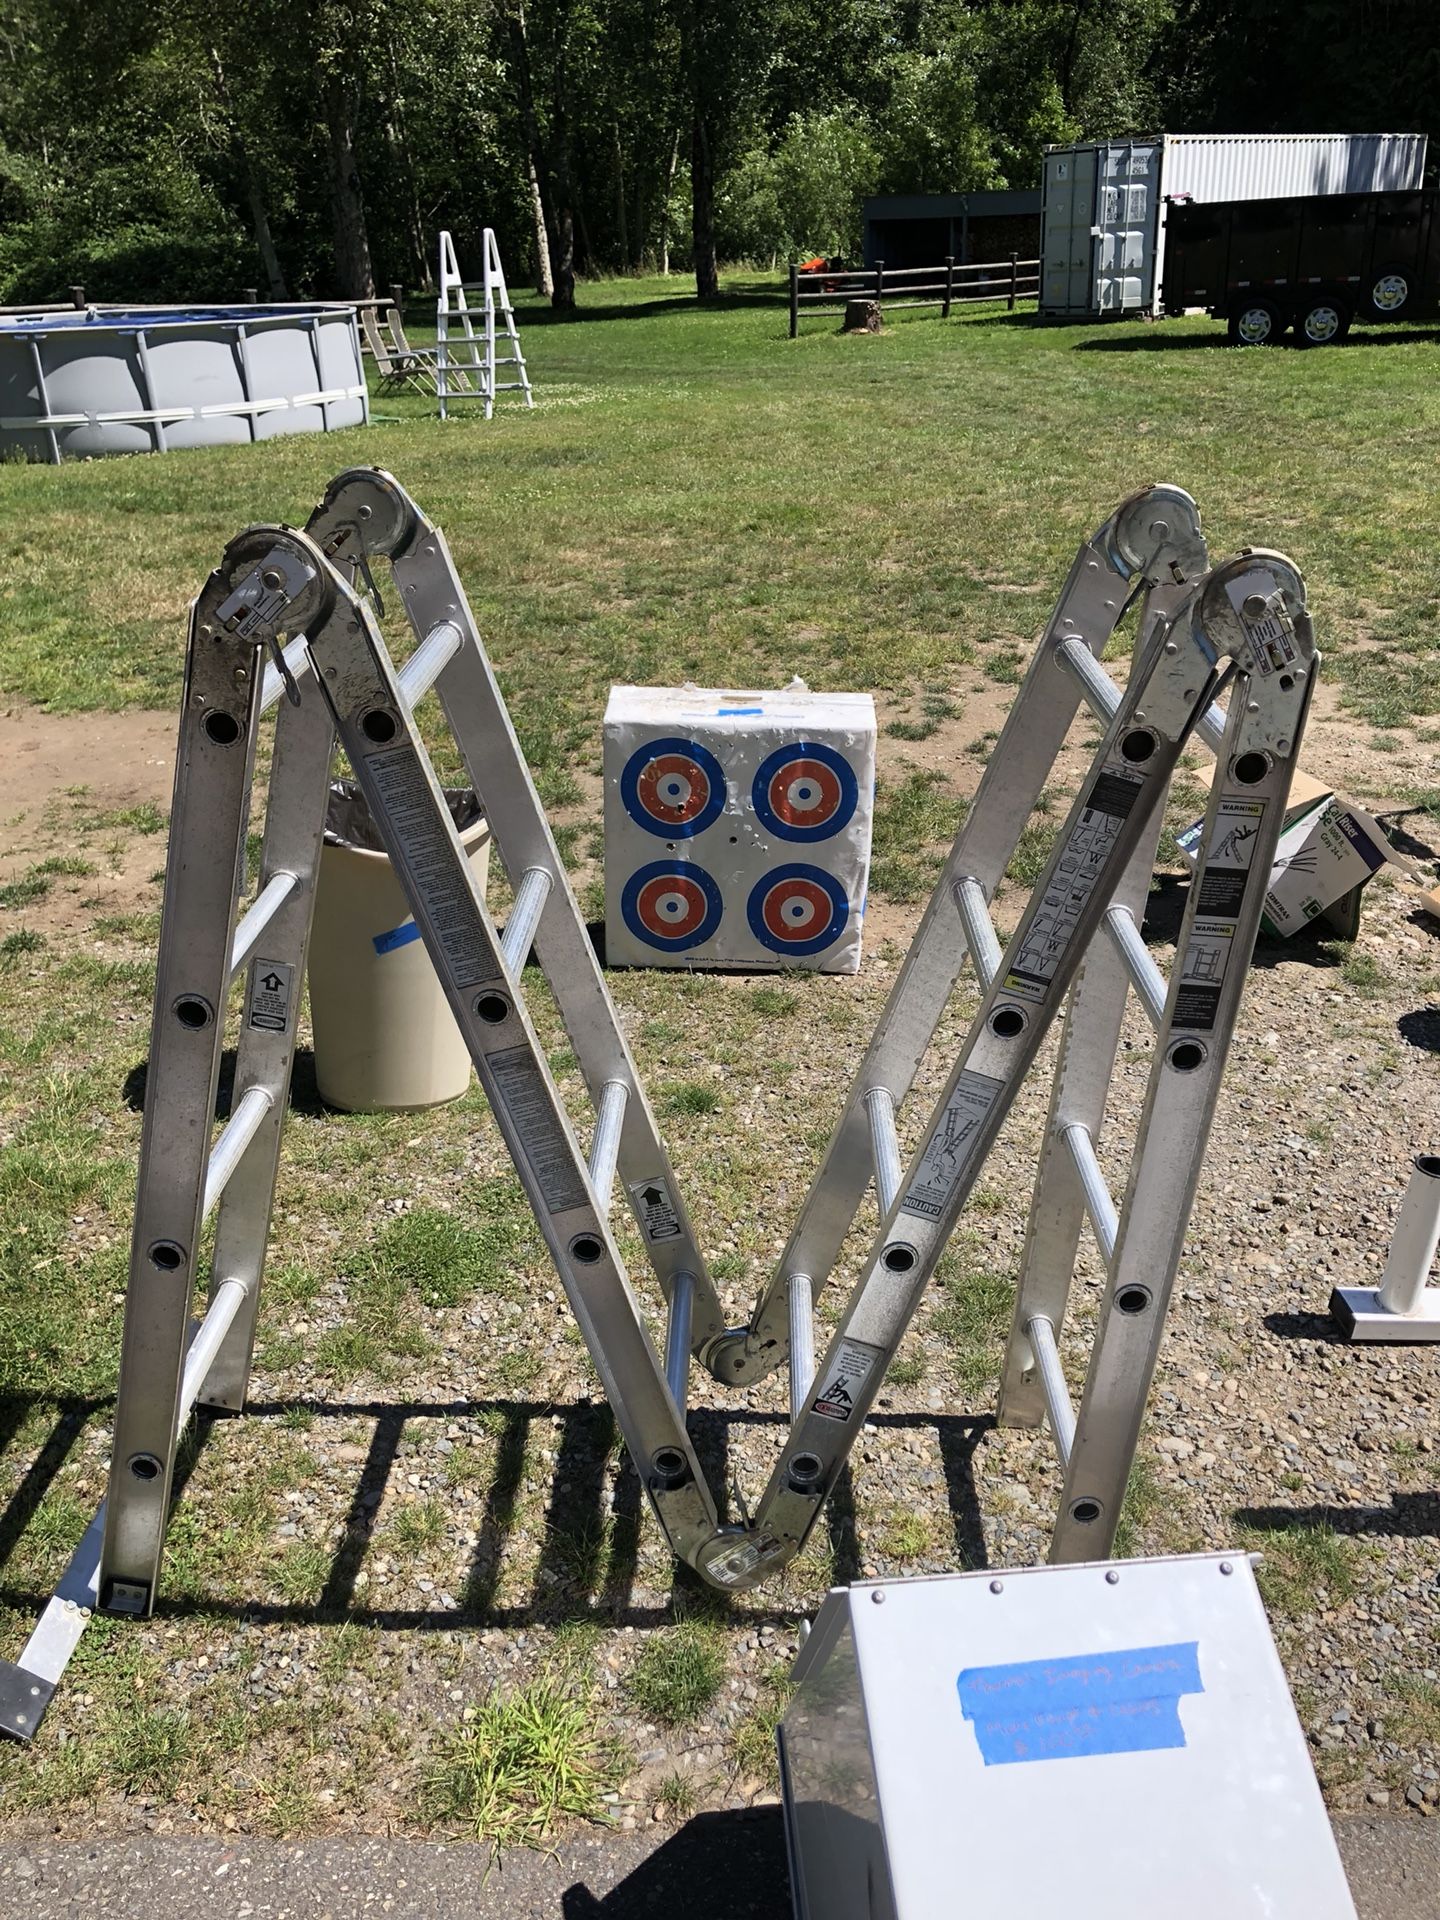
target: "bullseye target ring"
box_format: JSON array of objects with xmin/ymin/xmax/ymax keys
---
[
  {"xmin": 622, "ymin": 860, "xmax": 723, "ymax": 952},
  {"xmin": 621, "ymin": 737, "xmax": 727, "ymax": 839},
  {"xmin": 747, "ymin": 865, "xmax": 849, "ymax": 957},
  {"xmin": 752, "ymin": 741, "xmax": 857, "ymax": 842}
]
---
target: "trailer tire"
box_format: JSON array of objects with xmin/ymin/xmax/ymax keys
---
[
  {"xmin": 1228, "ymin": 298, "xmax": 1284, "ymax": 346},
  {"xmin": 1296, "ymin": 297, "xmax": 1351, "ymax": 348},
  {"xmin": 1364, "ymin": 267, "xmax": 1412, "ymax": 321}
]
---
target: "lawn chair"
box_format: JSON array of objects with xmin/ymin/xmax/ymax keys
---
[{"xmin": 359, "ymin": 300, "xmax": 440, "ymax": 397}]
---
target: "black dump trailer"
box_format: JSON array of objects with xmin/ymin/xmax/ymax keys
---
[{"xmin": 1161, "ymin": 188, "xmax": 1439, "ymax": 345}]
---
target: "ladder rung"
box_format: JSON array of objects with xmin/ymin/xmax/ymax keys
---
[
  {"xmin": 863, "ymin": 1087, "xmax": 903, "ymax": 1217},
  {"xmin": 664, "ymin": 1271, "xmax": 694, "ymax": 1412},
  {"xmin": 396, "ymin": 621, "xmax": 463, "ymax": 707},
  {"xmin": 788, "ymin": 1272, "xmax": 816, "ymax": 1421},
  {"xmin": 500, "ymin": 866, "xmax": 553, "ymax": 974},
  {"xmin": 952, "ymin": 876, "xmax": 1002, "ymax": 989},
  {"xmin": 1061, "ymin": 1122, "xmax": 1118, "ymax": 1264},
  {"xmin": 1055, "ymin": 635, "xmax": 1227, "ymax": 751},
  {"xmin": 229, "ymin": 870, "xmax": 300, "ymax": 981},
  {"xmin": 1026, "ymin": 1313, "xmax": 1076, "ymax": 1466},
  {"xmin": 202, "ymin": 1085, "xmax": 273, "ymax": 1220},
  {"xmin": 259, "ymin": 636, "xmax": 311, "ymax": 716},
  {"xmin": 587, "ymin": 1080, "xmax": 628, "ymax": 1212},
  {"xmin": 1102, "ymin": 906, "xmax": 1167, "ymax": 1030}
]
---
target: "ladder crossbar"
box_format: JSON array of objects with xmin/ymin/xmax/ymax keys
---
[
  {"xmin": 397, "ymin": 621, "xmax": 464, "ymax": 706},
  {"xmin": 1057, "ymin": 632, "xmax": 1229, "ymax": 751},
  {"xmin": 1102, "ymin": 905, "xmax": 1168, "ymax": 1030},
  {"xmin": 1061, "ymin": 1122, "xmax": 1118, "ymax": 1264},
  {"xmin": 229, "ymin": 871, "xmax": 299, "ymax": 981},
  {"xmin": 201, "ymin": 1086, "xmax": 273, "ymax": 1221},
  {"xmin": 664, "ymin": 1272, "xmax": 694, "ymax": 1413},
  {"xmin": 863, "ymin": 1087, "xmax": 903, "ymax": 1216},
  {"xmin": 953, "ymin": 876, "xmax": 1002, "ymax": 988},
  {"xmin": 500, "ymin": 866, "xmax": 553, "ymax": 974},
  {"xmin": 259, "ymin": 636, "xmax": 311, "ymax": 715},
  {"xmin": 587, "ymin": 1080, "xmax": 628, "ymax": 1212},
  {"xmin": 788, "ymin": 1273, "xmax": 817, "ymax": 1422},
  {"xmin": 1026, "ymin": 1313, "xmax": 1076, "ymax": 1465}
]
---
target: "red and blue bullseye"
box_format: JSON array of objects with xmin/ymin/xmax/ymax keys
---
[
  {"xmin": 752, "ymin": 741, "xmax": 857, "ymax": 843},
  {"xmin": 622, "ymin": 860, "xmax": 724, "ymax": 952},
  {"xmin": 747, "ymin": 865, "xmax": 849, "ymax": 956}
]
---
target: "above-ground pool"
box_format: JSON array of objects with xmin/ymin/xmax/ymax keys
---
[{"xmin": 0, "ymin": 303, "xmax": 369, "ymax": 462}]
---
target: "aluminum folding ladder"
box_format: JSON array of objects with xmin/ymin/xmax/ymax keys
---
[{"xmin": 435, "ymin": 228, "xmax": 534, "ymax": 420}]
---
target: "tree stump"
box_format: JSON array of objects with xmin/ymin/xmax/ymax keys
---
[{"xmin": 842, "ymin": 298, "xmax": 883, "ymax": 334}]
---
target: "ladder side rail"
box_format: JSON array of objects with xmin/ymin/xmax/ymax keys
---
[
  {"xmin": 286, "ymin": 535, "xmax": 721, "ymax": 1569},
  {"xmin": 729, "ymin": 486, "xmax": 1209, "ymax": 1387},
  {"xmin": 712, "ymin": 583, "xmax": 1224, "ymax": 1587},
  {"xmin": 996, "ymin": 597, "xmax": 1182, "ymax": 1436},
  {"xmin": 1052, "ymin": 554, "xmax": 1318, "ymax": 1561},
  {"xmin": 487, "ymin": 228, "xmax": 534, "ymax": 408},
  {"xmin": 481, "ymin": 228, "xmax": 498, "ymax": 419},
  {"xmin": 98, "ymin": 570, "xmax": 267, "ymax": 1613},
  {"xmin": 307, "ymin": 471, "xmax": 727, "ymax": 1352},
  {"xmin": 198, "ymin": 659, "xmax": 337, "ymax": 1410}
]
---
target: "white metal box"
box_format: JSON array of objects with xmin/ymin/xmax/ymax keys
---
[
  {"xmin": 779, "ymin": 1553, "xmax": 1356, "ymax": 1920},
  {"xmin": 603, "ymin": 683, "xmax": 875, "ymax": 973},
  {"xmin": 1040, "ymin": 131, "xmax": 1429, "ymax": 318}
]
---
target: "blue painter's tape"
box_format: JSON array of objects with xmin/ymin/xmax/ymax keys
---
[
  {"xmin": 373, "ymin": 919, "xmax": 422, "ymax": 956},
  {"xmin": 718, "ymin": 706, "xmax": 764, "ymax": 715},
  {"xmin": 957, "ymin": 1641, "xmax": 1202, "ymax": 1767}
]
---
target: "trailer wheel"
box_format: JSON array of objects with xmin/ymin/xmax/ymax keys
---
[
  {"xmin": 1296, "ymin": 297, "xmax": 1351, "ymax": 348},
  {"xmin": 1228, "ymin": 298, "xmax": 1284, "ymax": 346},
  {"xmin": 1365, "ymin": 268, "xmax": 1411, "ymax": 321}
]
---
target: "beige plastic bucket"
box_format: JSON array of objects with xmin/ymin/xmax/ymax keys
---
[{"xmin": 307, "ymin": 783, "xmax": 492, "ymax": 1112}]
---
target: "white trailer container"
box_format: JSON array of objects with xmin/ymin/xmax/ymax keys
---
[{"xmin": 1040, "ymin": 131, "xmax": 1429, "ymax": 318}]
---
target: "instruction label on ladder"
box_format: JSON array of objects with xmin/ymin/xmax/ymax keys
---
[
  {"xmin": 363, "ymin": 745, "xmax": 495, "ymax": 986},
  {"xmin": 488, "ymin": 1047, "xmax": 590, "ymax": 1216},
  {"xmin": 1005, "ymin": 766, "xmax": 1144, "ymax": 1003},
  {"xmin": 811, "ymin": 1337, "xmax": 883, "ymax": 1423},
  {"xmin": 900, "ymin": 1069, "xmax": 1004, "ymax": 1221},
  {"xmin": 629, "ymin": 1176, "xmax": 682, "ymax": 1242},
  {"xmin": 248, "ymin": 959, "xmax": 293, "ymax": 1033},
  {"xmin": 1174, "ymin": 799, "xmax": 1266, "ymax": 1031}
]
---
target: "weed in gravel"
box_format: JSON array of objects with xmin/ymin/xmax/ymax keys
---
[
  {"xmin": 390, "ymin": 1497, "xmax": 449, "ymax": 1554},
  {"xmin": 424, "ymin": 1674, "xmax": 616, "ymax": 1849},
  {"xmin": 748, "ymin": 985, "xmax": 798, "ymax": 1018},
  {"xmin": 657, "ymin": 1771, "xmax": 697, "ymax": 1817},
  {"xmin": 731, "ymin": 1674, "xmax": 793, "ymax": 1789},
  {"xmin": 626, "ymin": 1622, "xmax": 725, "ymax": 1725},
  {"xmin": 274, "ymin": 1541, "xmax": 331, "ymax": 1605},
  {"xmin": 878, "ymin": 1508, "xmax": 932, "ymax": 1562},
  {"xmin": 1321, "ymin": 943, "xmax": 1388, "ymax": 996},
  {"xmin": 1381, "ymin": 1672, "xmax": 1440, "ymax": 1748},
  {"xmin": 0, "ymin": 874, "xmax": 49, "ymax": 907},
  {"xmin": 870, "ymin": 770, "xmax": 968, "ymax": 903},
  {"xmin": 372, "ymin": 1187, "xmax": 535, "ymax": 1308},
  {"xmin": 659, "ymin": 1082, "xmax": 722, "ymax": 1117},
  {"xmin": 1112, "ymin": 1454, "xmax": 1165, "ymax": 1558},
  {"xmin": 1007, "ymin": 812, "xmax": 1063, "ymax": 887},
  {"xmin": 0, "ymin": 927, "xmax": 44, "ymax": 954},
  {"xmin": 1248, "ymin": 1521, "xmax": 1359, "ymax": 1618},
  {"xmin": 886, "ymin": 1353, "xmax": 925, "ymax": 1387},
  {"xmin": 105, "ymin": 1706, "xmax": 195, "ymax": 1796},
  {"xmin": 931, "ymin": 1244, "xmax": 1015, "ymax": 1395}
]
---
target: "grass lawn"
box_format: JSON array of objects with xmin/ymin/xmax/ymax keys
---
[{"xmin": 2, "ymin": 274, "xmax": 1440, "ymax": 1839}]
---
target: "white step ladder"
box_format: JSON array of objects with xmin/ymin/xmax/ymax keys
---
[{"xmin": 435, "ymin": 228, "xmax": 534, "ymax": 420}]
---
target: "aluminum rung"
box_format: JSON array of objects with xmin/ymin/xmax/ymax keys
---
[
  {"xmin": 500, "ymin": 866, "xmax": 552, "ymax": 974},
  {"xmin": 1027, "ymin": 1313, "xmax": 1076, "ymax": 1465},
  {"xmin": 665, "ymin": 1272, "xmax": 694, "ymax": 1413},
  {"xmin": 788, "ymin": 1273, "xmax": 816, "ymax": 1422},
  {"xmin": 229, "ymin": 870, "xmax": 299, "ymax": 981},
  {"xmin": 953, "ymin": 876, "xmax": 1002, "ymax": 988},
  {"xmin": 1061, "ymin": 1121, "xmax": 1118, "ymax": 1264},
  {"xmin": 863, "ymin": 1087, "xmax": 903, "ymax": 1216},
  {"xmin": 396, "ymin": 621, "xmax": 463, "ymax": 706},
  {"xmin": 1055, "ymin": 634, "xmax": 1227, "ymax": 752},
  {"xmin": 587, "ymin": 1080, "xmax": 627, "ymax": 1213},
  {"xmin": 0, "ymin": 1277, "xmax": 249, "ymax": 1741},
  {"xmin": 201, "ymin": 1085, "xmax": 273, "ymax": 1220},
  {"xmin": 259, "ymin": 636, "xmax": 311, "ymax": 716},
  {"xmin": 1102, "ymin": 905, "xmax": 1167, "ymax": 1030}
]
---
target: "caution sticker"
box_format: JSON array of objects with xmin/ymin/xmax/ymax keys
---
[
  {"xmin": 248, "ymin": 958, "xmax": 293, "ymax": 1033},
  {"xmin": 900, "ymin": 1069, "xmax": 1004, "ymax": 1221},
  {"xmin": 1176, "ymin": 799, "xmax": 1267, "ymax": 1033},
  {"xmin": 811, "ymin": 1337, "xmax": 882, "ymax": 1424},
  {"xmin": 1005, "ymin": 766, "xmax": 1144, "ymax": 1003},
  {"xmin": 628, "ymin": 1175, "xmax": 683, "ymax": 1242}
]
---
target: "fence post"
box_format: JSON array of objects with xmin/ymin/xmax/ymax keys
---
[
  {"xmin": 1008, "ymin": 252, "xmax": 1018, "ymax": 311},
  {"xmin": 874, "ymin": 258, "xmax": 885, "ymax": 312},
  {"xmin": 942, "ymin": 255, "xmax": 954, "ymax": 319},
  {"xmin": 390, "ymin": 282, "xmax": 405, "ymax": 315},
  {"xmin": 789, "ymin": 261, "xmax": 799, "ymax": 340},
  {"xmin": 242, "ymin": 288, "xmax": 258, "ymax": 304},
  {"xmin": 69, "ymin": 285, "xmax": 85, "ymax": 309}
]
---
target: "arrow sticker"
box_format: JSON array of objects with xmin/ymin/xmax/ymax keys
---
[
  {"xmin": 628, "ymin": 1175, "xmax": 682, "ymax": 1242},
  {"xmin": 248, "ymin": 958, "xmax": 294, "ymax": 1034}
]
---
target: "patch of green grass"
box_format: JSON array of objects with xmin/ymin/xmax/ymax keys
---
[
  {"xmin": 878, "ymin": 1508, "xmax": 931, "ymax": 1562},
  {"xmin": 626, "ymin": 1622, "xmax": 725, "ymax": 1725},
  {"xmin": 659, "ymin": 1081, "xmax": 722, "ymax": 1117},
  {"xmin": 105, "ymin": 1706, "xmax": 195, "ymax": 1796},
  {"xmin": 930, "ymin": 1243, "xmax": 1015, "ymax": 1395},
  {"xmin": 656, "ymin": 1771, "xmax": 696, "ymax": 1817},
  {"xmin": 1248, "ymin": 1522, "xmax": 1360, "ymax": 1619},
  {"xmin": 1112, "ymin": 1453, "xmax": 1166, "ymax": 1559},
  {"xmin": 0, "ymin": 874, "xmax": 49, "ymax": 907},
  {"xmin": 748, "ymin": 985, "xmax": 798, "ymax": 1017},
  {"xmin": 423, "ymin": 1674, "xmax": 617, "ymax": 1849},
  {"xmin": 273, "ymin": 1541, "xmax": 332, "ymax": 1605},
  {"xmin": 1007, "ymin": 811, "xmax": 1063, "ymax": 887},
  {"xmin": 886, "ymin": 1353, "xmax": 925, "ymax": 1387},
  {"xmin": 0, "ymin": 927, "xmax": 44, "ymax": 955},
  {"xmin": 372, "ymin": 1192, "xmax": 534, "ymax": 1309},
  {"xmin": 730, "ymin": 1674, "xmax": 793, "ymax": 1789},
  {"xmin": 870, "ymin": 769, "xmax": 968, "ymax": 902},
  {"xmin": 1321, "ymin": 942, "xmax": 1387, "ymax": 996},
  {"xmin": 390, "ymin": 1497, "xmax": 449, "ymax": 1553}
]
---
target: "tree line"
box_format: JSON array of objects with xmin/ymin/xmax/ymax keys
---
[{"xmin": 0, "ymin": 0, "xmax": 1434, "ymax": 306}]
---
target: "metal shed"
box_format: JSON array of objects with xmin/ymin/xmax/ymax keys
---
[{"xmin": 862, "ymin": 191, "xmax": 1042, "ymax": 270}]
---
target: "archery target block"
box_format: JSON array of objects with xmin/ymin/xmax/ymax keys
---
[{"xmin": 604, "ymin": 683, "xmax": 876, "ymax": 972}]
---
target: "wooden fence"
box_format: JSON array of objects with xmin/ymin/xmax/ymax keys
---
[{"xmin": 789, "ymin": 254, "xmax": 1040, "ymax": 337}]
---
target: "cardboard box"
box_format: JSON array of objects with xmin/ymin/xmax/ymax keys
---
[
  {"xmin": 603, "ymin": 682, "xmax": 876, "ymax": 972},
  {"xmin": 1176, "ymin": 765, "xmax": 1400, "ymax": 939}
]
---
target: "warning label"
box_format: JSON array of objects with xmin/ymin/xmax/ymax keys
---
[
  {"xmin": 1176, "ymin": 798, "xmax": 1266, "ymax": 1033},
  {"xmin": 1005, "ymin": 765, "xmax": 1143, "ymax": 1003},
  {"xmin": 487, "ymin": 1047, "xmax": 589, "ymax": 1216},
  {"xmin": 364, "ymin": 746, "xmax": 495, "ymax": 988},
  {"xmin": 705, "ymin": 1533, "xmax": 787, "ymax": 1587},
  {"xmin": 811, "ymin": 1337, "xmax": 882, "ymax": 1424},
  {"xmin": 629, "ymin": 1176, "xmax": 682, "ymax": 1242},
  {"xmin": 248, "ymin": 958, "xmax": 293, "ymax": 1033},
  {"xmin": 1227, "ymin": 573, "xmax": 1297, "ymax": 676},
  {"xmin": 900, "ymin": 1069, "xmax": 1004, "ymax": 1221}
]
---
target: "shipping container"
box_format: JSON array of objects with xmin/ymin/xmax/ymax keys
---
[
  {"xmin": 1040, "ymin": 132, "xmax": 1429, "ymax": 319},
  {"xmin": 1161, "ymin": 188, "xmax": 1440, "ymax": 344}
]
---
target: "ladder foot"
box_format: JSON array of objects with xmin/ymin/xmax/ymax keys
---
[{"xmin": 700, "ymin": 1326, "xmax": 780, "ymax": 1386}]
